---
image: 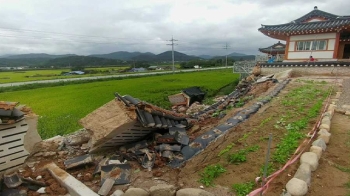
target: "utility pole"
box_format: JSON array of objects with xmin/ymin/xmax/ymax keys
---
[
  {"xmin": 223, "ymin": 43, "xmax": 229, "ymax": 68},
  {"xmin": 167, "ymin": 36, "xmax": 178, "ymax": 74}
]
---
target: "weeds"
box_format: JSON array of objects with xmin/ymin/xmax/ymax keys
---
[
  {"xmin": 232, "ymin": 182, "xmax": 255, "ymax": 196},
  {"xmin": 199, "ymin": 164, "xmax": 227, "ymax": 186},
  {"xmin": 272, "ymin": 84, "xmax": 327, "ymax": 164},
  {"xmin": 227, "ymin": 145, "xmax": 260, "ymax": 164},
  {"xmin": 238, "ymin": 132, "xmax": 252, "ymax": 142},
  {"xmin": 334, "ymin": 164, "xmax": 350, "ymax": 173},
  {"xmin": 259, "ymin": 162, "xmax": 275, "ymax": 177},
  {"xmin": 234, "ymin": 98, "xmax": 245, "ymax": 108},
  {"xmin": 259, "ymin": 116, "xmax": 272, "ymax": 127},
  {"xmin": 218, "ymin": 143, "xmax": 235, "ymax": 157},
  {"xmin": 228, "ymin": 150, "xmax": 247, "ymax": 164}
]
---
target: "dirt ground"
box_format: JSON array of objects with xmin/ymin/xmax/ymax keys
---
[
  {"xmin": 176, "ymin": 79, "xmax": 341, "ymax": 196},
  {"xmin": 111, "ymin": 78, "xmax": 349, "ymax": 196},
  {"xmin": 308, "ymin": 113, "xmax": 350, "ymax": 196}
]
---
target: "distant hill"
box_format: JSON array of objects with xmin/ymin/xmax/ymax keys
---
[
  {"xmin": 228, "ymin": 52, "xmax": 248, "ymax": 57},
  {"xmin": 90, "ymin": 51, "xmax": 155, "ymax": 61},
  {"xmin": 0, "ymin": 58, "xmax": 50, "ymax": 67},
  {"xmin": 131, "ymin": 53, "xmax": 157, "ymax": 61},
  {"xmin": 44, "ymin": 56, "xmax": 128, "ymax": 67},
  {"xmin": 90, "ymin": 51, "xmax": 197, "ymax": 62},
  {"xmin": 4, "ymin": 53, "xmax": 77, "ymax": 59},
  {"xmin": 198, "ymin": 55, "xmax": 213, "ymax": 59},
  {"xmin": 212, "ymin": 55, "xmax": 255, "ymax": 61},
  {"xmin": 197, "ymin": 52, "xmax": 249, "ymax": 60},
  {"xmin": 1, "ymin": 50, "xmax": 249, "ymax": 67},
  {"xmin": 156, "ymin": 51, "xmax": 199, "ymax": 61}
]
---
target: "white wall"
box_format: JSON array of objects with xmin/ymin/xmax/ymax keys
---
[
  {"xmin": 289, "ymin": 42, "xmax": 295, "ymax": 51},
  {"xmin": 287, "ymin": 33, "xmax": 337, "ymax": 60},
  {"xmin": 327, "ymin": 38, "xmax": 336, "ymax": 50},
  {"xmin": 288, "ymin": 51, "xmax": 334, "ymax": 59}
]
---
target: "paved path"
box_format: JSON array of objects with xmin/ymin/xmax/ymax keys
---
[{"xmin": 0, "ymin": 66, "xmax": 232, "ymax": 87}]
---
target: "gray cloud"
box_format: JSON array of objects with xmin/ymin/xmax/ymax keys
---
[{"xmin": 0, "ymin": 0, "xmax": 349, "ymax": 56}]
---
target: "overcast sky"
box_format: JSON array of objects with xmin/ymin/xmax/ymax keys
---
[{"xmin": 0, "ymin": 0, "xmax": 349, "ymax": 56}]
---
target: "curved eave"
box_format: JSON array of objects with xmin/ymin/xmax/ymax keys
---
[
  {"xmin": 258, "ymin": 48, "xmax": 286, "ymax": 54},
  {"xmin": 258, "ymin": 30, "xmax": 288, "ymax": 40},
  {"xmin": 259, "ymin": 20, "xmax": 350, "ymax": 37},
  {"xmin": 259, "ymin": 26, "xmax": 350, "ymax": 39}
]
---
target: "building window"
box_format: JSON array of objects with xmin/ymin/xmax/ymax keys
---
[{"xmin": 296, "ymin": 40, "xmax": 327, "ymax": 51}]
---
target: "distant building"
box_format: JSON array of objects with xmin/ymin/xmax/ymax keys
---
[
  {"xmin": 148, "ymin": 66, "xmax": 158, "ymax": 70},
  {"xmin": 63, "ymin": 71, "xmax": 85, "ymax": 75},
  {"xmin": 258, "ymin": 41, "xmax": 286, "ymax": 62},
  {"xmin": 130, "ymin": 68, "xmax": 146, "ymax": 72},
  {"xmin": 70, "ymin": 71, "xmax": 85, "ymax": 75},
  {"xmin": 258, "ymin": 6, "xmax": 350, "ymax": 61}
]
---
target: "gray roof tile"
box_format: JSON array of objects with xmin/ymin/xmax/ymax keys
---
[{"xmin": 259, "ymin": 8, "xmax": 350, "ymax": 33}]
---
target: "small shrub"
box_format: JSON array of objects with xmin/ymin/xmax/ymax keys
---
[
  {"xmin": 227, "ymin": 145, "xmax": 260, "ymax": 164},
  {"xmin": 232, "ymin": 182, "xmax": 255, "ymax": 196},
  {"xmin": 199, "ymin": 164, "xmax": 226, "ymax": 186},
  {"xmin": 218, "ymin": 143, "xmax": 235, "ymax": 157},
  {"xmin": 228, "ymin": 150, "xmax": 247, "ymax": 164}
]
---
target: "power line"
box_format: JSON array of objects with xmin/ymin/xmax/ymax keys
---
[{"xmin": 167, "ymin": 36, "xmax": 178, "ymax": 74}]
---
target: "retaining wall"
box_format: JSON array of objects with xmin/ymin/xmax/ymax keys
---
[
  {"xmin": 260, "ymin": 61, "xmax": 350, "ymax": 76},
  {"xmin": 262, "ymin": 67, "xmax": 350, "ymax": 76}
]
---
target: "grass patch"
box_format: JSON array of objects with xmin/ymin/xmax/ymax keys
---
[
  {"xmin": 199, "ymin": 164, "xmax": 227, "ymax": 187},
  {"xmin": 227, "ymin": 145, "xmax": 260, "ymax": 164},
  {"xmin": 218, "ymin": 143, "xmax": 235, "ymax": 157},
  {"xmin": 232, "ymin": 182, "xmax": 255, "ymax": 196},
  {"xmin": 216, "ymin": 80, "xmax": 239, "ymax": 96},
  {"xmin": 334, "ymin": 164, "xmax": 350, "ymax": 173},
  {"xmin": 272, "ymin": 84, "xmax": 328, "ymax": 164},
  {"xmin": 0, "ymin": 69, "xmax": 238, "ymax": 139}
]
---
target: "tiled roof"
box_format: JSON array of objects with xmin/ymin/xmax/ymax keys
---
[
  {"xmin": 259, "ymin": 7, "xmax": 350, "ymax": 33},
  {"xmin": 259, "ymin": 19, "xmax": 350, "ymax": 32},
  {"xmin": 259, "ymin": 41, "xmax": 286, "ymax": 53},
  {"xmin": 115, "ymin": 93, "xmax": 189, "ymax": 128},
  {"xmin": 294, "ymin": 7, "xmax": 338, "ymax": 23}
]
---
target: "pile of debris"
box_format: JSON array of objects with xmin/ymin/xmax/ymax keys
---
[
  {"xmin": 80, "ymin": 93, "xmax": 190, "ymax": 153},
  {"xmin": 0, "ymin": 101, "xmax": 24, "ymax": 124},
  {"xmin": 168, "ymin": 86, "xmax": 206, "ymax": 107},
  {"xmin": 0, "ymin": 102, "xmax": 41, "ymax": 174}
]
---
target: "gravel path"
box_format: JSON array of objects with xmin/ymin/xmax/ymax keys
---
[{"xmin": 337, "ymin": 78, "xmax": 350, "ymax": 107}]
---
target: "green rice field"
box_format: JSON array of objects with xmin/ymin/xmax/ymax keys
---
[{"xmin": 0, "ymin": 69, "xmax": 239, "ymax": 139}]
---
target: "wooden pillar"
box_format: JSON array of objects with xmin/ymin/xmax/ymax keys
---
[{"xmin": 333, "ymin": 32, "xmax": 340, "ymax": 59}]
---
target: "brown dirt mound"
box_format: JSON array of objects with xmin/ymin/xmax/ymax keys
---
[{"xmin": 247, "ymin": 80, "xmax": 276, "ymax": 97}]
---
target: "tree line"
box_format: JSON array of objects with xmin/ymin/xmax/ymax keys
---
[{"xmin": 180, "ymin": 58, "xmax": 235, "ymax": 69}]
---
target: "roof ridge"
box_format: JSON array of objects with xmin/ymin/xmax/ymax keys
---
[
  {"xmin": 260, "ymin": 18, "xmax": 350, "ymax": 28},
  {"xmin": 293, "ymin": 7, "xmax": 339, "ymax": 23}
]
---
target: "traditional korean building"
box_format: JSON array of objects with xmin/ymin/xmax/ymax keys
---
[
  {"xmin": 258, "ymin": 41, "xmax": 286, "ymax": 61},
  {"xmin": 258, "ymin": 6, "xmax": 350, "ymax": 62},
  {"xmin": 259, "ymin": 41, "xmax": 286, "ymax": 55}
]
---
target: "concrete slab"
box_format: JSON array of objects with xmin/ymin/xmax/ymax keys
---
[
  {"xmin": 44, "ymin": 162, "xmax": 99, "ymax": 196},
  {"xmin": 23, "ymin": 115, "xmax": 42, "ymax": 153}
]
